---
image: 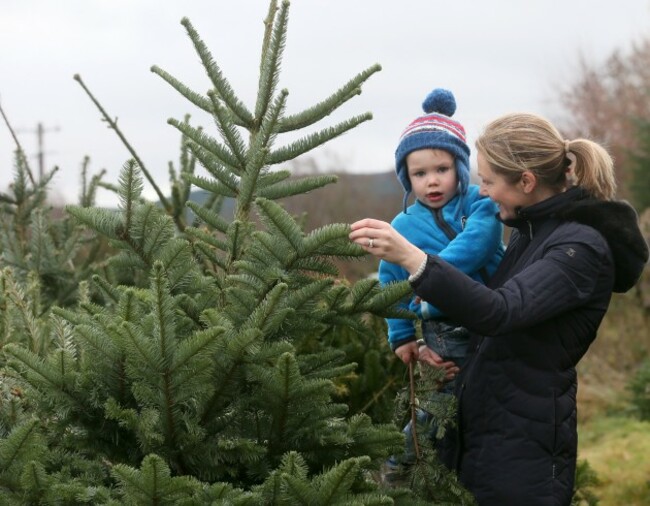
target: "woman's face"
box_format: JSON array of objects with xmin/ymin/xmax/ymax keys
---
[{"xmin": 477, "ymin": 150, "xmax": 528, "ymax": 220}]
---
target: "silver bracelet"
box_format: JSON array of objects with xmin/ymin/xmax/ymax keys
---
[{"xmin": 408, "ymin": 256, "xmax": 428, "ymax": 283}]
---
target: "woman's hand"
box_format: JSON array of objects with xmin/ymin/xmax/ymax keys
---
[
  {"xmin": 418, "ymin": 346, "xmax": 460, "ymax": 381},
  {"xmin": 349, "ymin": 218, "xmax": 427, "ymax": 274}
]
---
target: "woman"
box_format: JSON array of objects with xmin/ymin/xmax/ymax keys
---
[{"xmin": 350, "ymin": 113, "xmax": 648, "ymax": 505}]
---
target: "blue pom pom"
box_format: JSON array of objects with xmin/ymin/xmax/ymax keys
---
[{"xmin": 422, "ymin": 88, "xmax": 456, "ymax": 116}]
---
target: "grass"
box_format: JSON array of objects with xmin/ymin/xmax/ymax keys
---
[
  {"xmin": 575, "ymin": 272, "xmax": 650, "ymax": 505},
  {"xmin": 578, "ymin": 416, "xmax": 650, "ymax": 505}
]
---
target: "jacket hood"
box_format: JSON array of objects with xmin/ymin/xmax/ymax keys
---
[
  {"xmin": 505, "ymin": 187, "xmax": 649, "ymax": 293},
  {"xmin": 560, "ymin": 198, "xmax": 648, "ymax": 292}
]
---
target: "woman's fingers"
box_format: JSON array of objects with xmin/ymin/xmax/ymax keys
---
[
  {"xmin": 444, "ymin": 366, "xmax": 460, "ymax": 381},
  {"xmin": 349, "ymin": 220, "xmax": 395, "ymax": 253},
  {"xmin": 418, "ymin": 347, "xmax": 442, "ymax": 366},
  {"xmin": 350, "ymin": 218, "xmax": 386, "ymax": 231},
  {"xmin": 418, "ymin": 350, "xmax": 459, "ymax": 379},
  {"xmin": 349, "ymin": 218, "xmax": 427, "ymax": 271},
  {"xmin": 349, "ymin": 219, "xmax": 390, "ymax": 241},
  {"xmin": 438, "ymin": 361, "xmax": 460, "ymax": 381}
]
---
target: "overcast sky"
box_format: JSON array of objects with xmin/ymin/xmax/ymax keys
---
[{"xmin": 2, "ymin": 0, "xmax": 650, "ymax": 206}]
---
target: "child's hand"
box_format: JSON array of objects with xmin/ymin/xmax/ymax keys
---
[{"xmin": 394, "ymin": 341, "xmax": 419, "ymax": 364}]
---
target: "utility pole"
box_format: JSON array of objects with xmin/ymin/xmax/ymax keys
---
[
  {"xmin": 35, "ymin": 122, "xmax": 61, "ymax": 179},
  {"xmin": 15, "ymin": 122, "xmax": 61, "ymax": 180},
  {"xmin": 0, "ymin": 101, "xmax": 59, "ymax": 184}
]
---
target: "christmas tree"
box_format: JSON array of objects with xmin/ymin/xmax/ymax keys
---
[{"xmin": 0, "ymin": 1, "xmax": 479, "ymax": 503}]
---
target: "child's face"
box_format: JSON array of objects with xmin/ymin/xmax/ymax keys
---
[{"xmin": 406, "ymin": 149, "xmax": 457, "ymax": 209}]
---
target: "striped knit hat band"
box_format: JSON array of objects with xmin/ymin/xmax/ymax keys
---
[{"xmin": 399, "ymin": 114, "xmax": 467, "ymax": 144}]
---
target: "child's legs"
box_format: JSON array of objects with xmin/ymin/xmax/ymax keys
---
[
  {"xmin": 389, "ymin": 321, "xmax": 470, "ymax": 467},
  {"xmin": 422, "ymin": 319, "xmax": 470, "ymax": 370},
  {"xmin": 392, "ymin": 407, "xmax": 432, "ymax": 466},
  {"xmin": 421, "ymin": 320, "xmax": 470, "ymax": 436}
]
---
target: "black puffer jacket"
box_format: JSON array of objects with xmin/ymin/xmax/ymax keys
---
[{"xmin": 410, "ymin": 187, "xmax": 649, "ymax": 506}]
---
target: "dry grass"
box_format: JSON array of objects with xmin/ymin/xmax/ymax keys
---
[
  {"xmin": 575, "ymin": 263, "xmax": 650, "ymax": 504},
  {"xmin": 577, "ymin": 287, "xmax": 650, "ymax": 421},
  {"xmin": 578, "ymin": 416, "xmax": 650, "ymax": 505}
]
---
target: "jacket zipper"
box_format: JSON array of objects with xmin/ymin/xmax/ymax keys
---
[
  {"xmin": 422, "ymin": 208, "xmax": 460, "ymax": 319},
  {"xmin": 431, "ymin": 207, "xmax": 458, "ymax": 241},
  {"xmin": 430, "ymin": 207, "xmax": 491, "ymax": 284}
]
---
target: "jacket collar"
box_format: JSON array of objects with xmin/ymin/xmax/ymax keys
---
[
  {"xmin": 501, "ymin": 186, "xmax": 648, "ymax": 293},
  {"xmin": 501, "ymin": 186, "xmax": 588, "ymax": 233}
]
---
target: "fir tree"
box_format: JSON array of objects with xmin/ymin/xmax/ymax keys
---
[
  {"xmin": 0, "ymin": 1, "xmax": 487, "ymax": 503},
  {"xmin": 0, "ymin": 1, "xmax": 459, "ymax": 504},
  {"xmin": 0, "ymin": 153, "xmax": 107, "ymax": 315}
]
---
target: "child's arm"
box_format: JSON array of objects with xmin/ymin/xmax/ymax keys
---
[
  {"xmin": 437, "ymin": 194, "xmax": 503, "ymax": 274},
  {"xmin": 378, "ymin": 258, "xmax": 418, "ymax": 350},
  {"xmin": 421, "ymin": 193, "xmax": 502, "ymax": 320}
]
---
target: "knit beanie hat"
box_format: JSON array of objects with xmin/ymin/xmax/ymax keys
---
[{"xmin": 395, "ymin": 88, "xmax": 470, "ymax": 211}]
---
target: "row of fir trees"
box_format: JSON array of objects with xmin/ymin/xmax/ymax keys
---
[{"xmin": 0, "ymin": 1, "xmax": 474, "ymax": 504}]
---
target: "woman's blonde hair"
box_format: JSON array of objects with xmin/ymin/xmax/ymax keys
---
[{"xmin": 475, "ymin": 113, "xmax": 616, "ymax": 200}]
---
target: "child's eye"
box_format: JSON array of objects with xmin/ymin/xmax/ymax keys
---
[
  {"xmin": 437, "ymin": 166, "xmax": 450, "ymax": 173},
  {"xmin": 413, "ymin": 171, "xmax": 425, "ymax": 177}
]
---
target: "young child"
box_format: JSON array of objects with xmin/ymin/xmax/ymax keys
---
[{"xmin": 379, "ymin": 88, "xmax": 504, "ymax": 474}]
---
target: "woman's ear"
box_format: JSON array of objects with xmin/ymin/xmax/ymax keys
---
[{"xmin": 520, "ymin": 170, "xmax": 537, "ymax": 194}]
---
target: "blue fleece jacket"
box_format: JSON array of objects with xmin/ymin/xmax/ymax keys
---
[{"xmin": 379, "ymin": 185, "xmax": 504, "ymax": 349}]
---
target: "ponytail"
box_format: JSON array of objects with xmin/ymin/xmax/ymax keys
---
[
  {"xmin": 566, "ymin": 139, "xmax": 616, "ymax": 201},
  {"xmin": 477, "ymin": 113, "xmax": 617, "ymax": 201}
]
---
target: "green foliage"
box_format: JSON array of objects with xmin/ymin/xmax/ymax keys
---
[
  {"xmin": 315, "ymin": 313, "xmax": 405, "ymax": 424},
  {"xmin": 0, "ymin": 152, "xmax": 108, "ymax": 314},
  {"xmin": 388, "ymin": 364, "xmax": 476, "ymax": 505},
  {"xmin": 111, "ymin": 454, "xmax": 204, "ymax": 505},
  {"xmin": 0, "ymin": 419, "xmax": 47, "ymax": 491},
  {"xmin": 0, "ymin": 1, "xmax": 474, "ymax": 503},
  {"xmin": 0, "ymin": 154, "xmax": 409, "ymax": 501},
  {"xmin": 627, "ymin": 116, "xmax": 650, "ymax": 211},
  {"xmin": 628, "ymin": 359, "xmax": 650, "ymax": 420},
  {"xmin": 571, "ymin": 459, "xmax": 601, "ymax": 506}
]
